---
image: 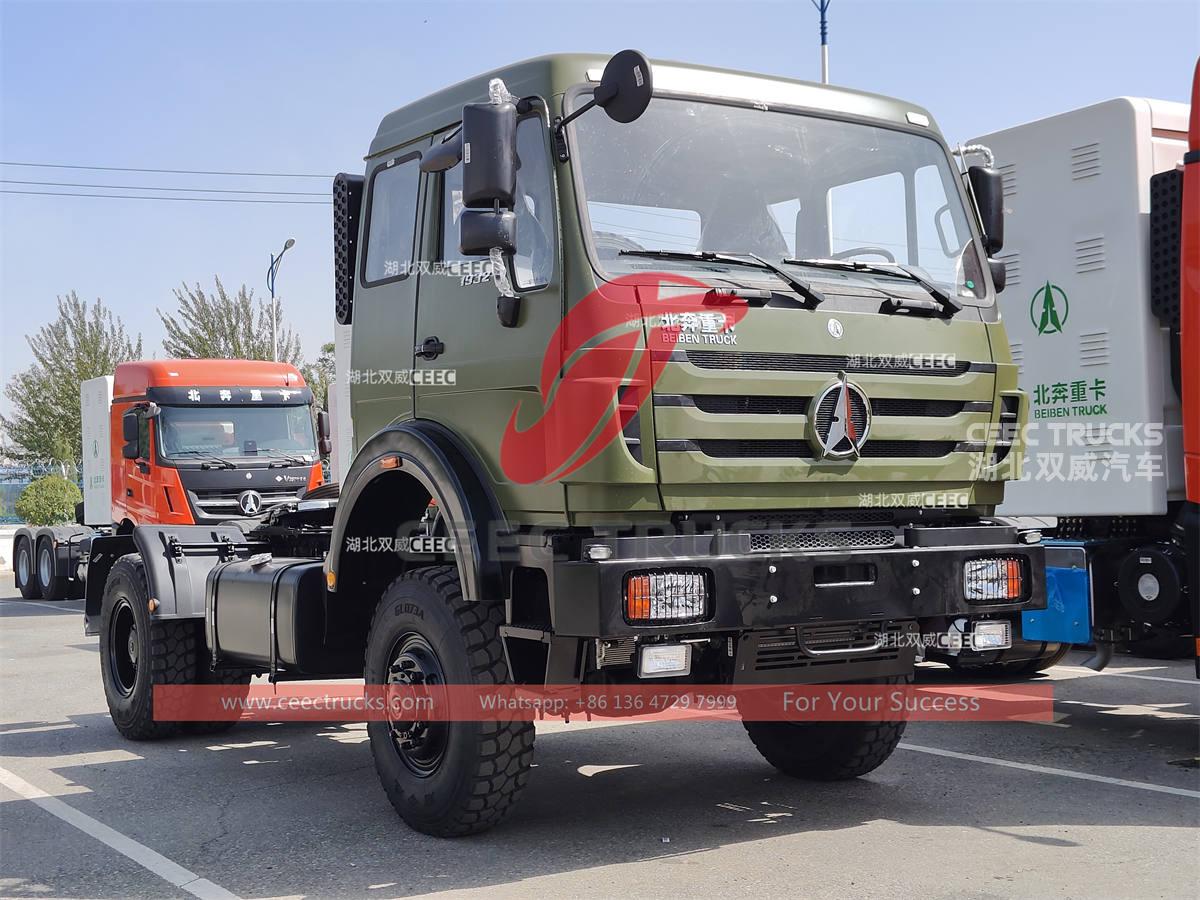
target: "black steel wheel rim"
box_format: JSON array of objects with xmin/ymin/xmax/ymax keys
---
[
  {"xmin": 385, "ymin": 632, "xmax": 448, "ymax": 778},
  {"xmin": 109, "ymin": 598, "xmax": 138, "ymax": 697}
]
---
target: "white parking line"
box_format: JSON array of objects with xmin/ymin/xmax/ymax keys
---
[
  {"xmin": 899, "ymin": 743, "xmax": 1200, "ymax": 799},
  {"xmin": 1054, "ymin": 666, "xmax": 1199, "ymax": 686},
  {"xmin": 0, "ymin": 765, "xmax": 239, "ymax": 899}
]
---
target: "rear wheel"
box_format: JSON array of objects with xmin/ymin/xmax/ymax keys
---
[
  {"xmin": 365, "ymin": 565, "xmax": 534, "ymax": 836},
  {"xmin": 36, "ymin": 539, "xmax": 71, "ymax": 601},
  {"xmin": 14, "ymin": 537, "xmax": 41, "ymax": 599},
  {"xmin": 744, "ymin": 676, "xmax": 909, "ymax": 781},
  {"xmin": 99, "ymin": 554, "xmax": 198, "ymax": 740}
]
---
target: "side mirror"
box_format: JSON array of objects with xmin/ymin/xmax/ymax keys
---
[
  {"xmin": 122, "ymin": 411, "xmax": 139, "ymax": 442},
  {"xmin": 316, "ymin": 409, "xmax": 332, "ymax": 457},
  {"xmin": 592, "ymin": 49, "xmax": 654, "ymax": 124},
  {"xmin": 461, "ymin": 99, "xmax": 517, "ymax": 209},
  {"xmin": 989, "ymin": 257, "xmax": 1007, "ymax": 294},
  {"xmin": 968, "ymin": 165, "xmax": 1004, "ymax": 255},
  {"xmin": 460, "ymin": 209, "xmax": 516, "ymax": 256},
  {"xmin": 121, "ymin": 440, "xmax": 140, "ymax": 460},
  {"xmin": 553, "ymin": 50, "xmax": 654, "ymax": 164}
]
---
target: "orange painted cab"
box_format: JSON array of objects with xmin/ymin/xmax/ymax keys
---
[{"xmin": 108, "ymin": 360, "xmax": 323, "ymax": 527}]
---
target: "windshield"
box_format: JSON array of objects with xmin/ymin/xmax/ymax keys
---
[
  {"xmin": 572, "ymin": 95, "xmax": 988, "ymax": 304},
  {"xmin": 157, "ymin": 404, "xmax": 317, "ymax": 461}
]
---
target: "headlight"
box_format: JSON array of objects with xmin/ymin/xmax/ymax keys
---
[
  {"xmin": 964, "ymin": 557, "xmax": 1026, "ymax": 602},
  {"xmin": 624, "ymin": 571, "xmax": 710, "ymax": 624}
]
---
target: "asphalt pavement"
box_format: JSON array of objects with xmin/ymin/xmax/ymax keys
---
[{"xmin": 1, "ymin": 578, "xmax": 1197, "ymax": 899}]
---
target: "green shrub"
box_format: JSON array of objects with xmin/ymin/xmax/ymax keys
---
[{"xmin": 15, "ymin": 475, "xmax": 82, "ymax": 526}]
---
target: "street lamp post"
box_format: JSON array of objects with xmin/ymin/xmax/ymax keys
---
[{"xmin": 266, "ymin": 238, "xmax": 296, "ymax": 361}]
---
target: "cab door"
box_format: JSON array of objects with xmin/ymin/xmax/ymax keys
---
[
  {"xmin": 350, "ymin": 137, "xmax": 430, "ymax": 445},
  {"xmin": 118, "ymin": 407, "xmax": 156, "ymax": 524},
  {"xmin": 412, "ymin": 116, "xmax": 561, "ymax": 512}
]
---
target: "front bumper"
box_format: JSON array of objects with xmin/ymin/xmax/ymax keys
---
[{"xmin": 545, "ymin": 524, "xmax": 1046, "ymax": 639}]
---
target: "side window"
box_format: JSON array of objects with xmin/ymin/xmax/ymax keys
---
[
  {"xmin": 512, "ymin": 117, "xmax": 555, "ymax": 289},
  {"xmin": 364, "ymin": 155, "xmax": 420, "ymax": 284},
  {"xmin": 441, "ymin": 162, "xmax": 469, "ymax": 269},
  {"xmin": 827, "ymin": 172, "xmax": 908, "ymax": 264}
]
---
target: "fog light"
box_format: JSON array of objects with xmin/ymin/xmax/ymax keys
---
[
  {"xmin": 970, "ymin": 620, "xmax": 1012, "ymax": 651},
  {"xmin": 638, "ymin": 643, "xmax": 692, "ymax": 678},
  {"xmin": 964, "ymin": 557, "xmax": 1025, "ymax": 602},
  {"xmin": 624, "ymin": 571, "xmax": 710, "ymax": 624}
]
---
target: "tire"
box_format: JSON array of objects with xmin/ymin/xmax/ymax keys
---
[
  {"xmin": 99, "ymin": 554, "xmax": 199, "ymax": 740},
  {"xmin": 14, "ymin": 537, "xmax": 41, "ymax": 600},
  {"xmin": 365, "ymin": 565, "xmax": 534, "ymax": 837},
  {"xmin": 35, "ymin": 538, "xmax": 71, "ymax": 601},
  {"xmin": 181, "ymin": 645, "xmax": 254, "ymax": 735},
  {"xmin": 744, "ymin": 676, "xmax": 909, "ymax": 781},
  {"xmin": 302, "ymin": 481, "xmax": 340, "ymax": 501}
]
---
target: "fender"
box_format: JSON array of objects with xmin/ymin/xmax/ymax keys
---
[
  {"xmin": 326, "ymin": 420, "xmax": 509, "ymax": 605},
  {"xmin": 83, "ymin": 526, "xmax": 249, "ymax": 635}
]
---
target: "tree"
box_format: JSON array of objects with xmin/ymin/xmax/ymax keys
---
[
  {"xmin": 158, "ymin": 277, "xmax": 303, "ymax": 364},
  {"xmin": 302, "ymin": 341, "xmax": 335, "ymax": 412},
  {"xmin": 1, "ymin": 292, "xmax": 143, "ymax": 463},
  {"xmin": 15, "ymin": 475, "xmax": 82, "ymax": 525}
]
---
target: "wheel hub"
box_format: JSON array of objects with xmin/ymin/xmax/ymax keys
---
[
  {"xmin": 39, "ymin": 548, "xmax": 52, "ymax": 588},
  {"xmin": 385, "ymin": 634, "xmax": 448, "ymax": 777},
  {"xmin": 108, "ymin": 600, "xmax": 139, "ymax": 697},
  {"xmin": 17, "ymin": 547, "xmax": 29, "ymax": 584}
]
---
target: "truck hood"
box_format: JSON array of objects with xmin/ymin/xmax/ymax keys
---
[{"xmin": 632, "ymin": 273, "xmax": 999, "ymax": 512}]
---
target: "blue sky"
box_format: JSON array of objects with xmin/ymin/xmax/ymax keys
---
[{"xmin": 1, "ymin": 0, "xmax": 1196, "ymax": 418}]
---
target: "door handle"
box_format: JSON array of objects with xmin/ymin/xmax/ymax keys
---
[
  {"xmin": 415, "ymin": 336, "xmax": 445, "ymax": 360},
  {"xmin": 126, "ymin": 488, "xmax": 133, "ymax": 497}
]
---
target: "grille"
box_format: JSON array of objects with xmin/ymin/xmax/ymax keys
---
[
  {"xmin": 596, "ymin": 638, "xmax": 637, "ymax": 668},
  {"xmin": 1149, "ymin": 169, "xmax": 1182, "ymax": 329},
  {"xmin": 686, "ymin": 395, "xmax": 970, "ymax": 417},
  {"xmin": 683, "ymin": 350, "xmax": 974, "ymax": 376},
  {"xmin": 693, "ymin": 395, "xmax": 810, "ymax": 415},
  {"xmin": 748, "ymin": 528, "xmax": 896, "ymax": 552},
  {"xmin": 192, "ymin": 488, "xmax": 301, "ymax": 513},
  {"xmin": 333, "ymin": 173, "xmax": 364, "ymax": 325},
  {"xmin": 689, "ymin": 439, "xmax": 956, "ymax": 459},
  {"xmin": 1070, "ymin": 142, "xmax": 1102, "ymax": 180},
  {"xmin": 751, "ymin": 622, "xmax": 906, "ymax": 671},
  {"xmin": 735, "ymin": 509, "xmax": 897, "ymax": 528}
]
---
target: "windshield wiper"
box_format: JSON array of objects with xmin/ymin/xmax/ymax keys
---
[
  {"xmin": 251, "ymin": 449, "xmax": 313, "ymax": 467},
  {"xmin": 619, "ymin": 249, "xmax": 825, "ymax": 308},
  {"xmin": 783, "ymin": 257, "xmax": 962, "ymax": 315},
  {"xmin": 169, "ymin": 450, "xmax": 235, "ymax": 470}
]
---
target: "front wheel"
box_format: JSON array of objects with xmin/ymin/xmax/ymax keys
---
[
  {"xmin": 744, "ymin": 676, "xmax": 909, "ymax": 781},
  {"xmin": 365, "ymin": 565, "xmax": 534, "ymax": 837},
  {"xmin": 99, "ymin": 554, "xmax": 199, "ymax": 739}
]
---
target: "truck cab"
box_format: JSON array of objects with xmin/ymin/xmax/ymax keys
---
[
  {"xmin": 12, "ymin": 359, "xmax": 326, "ymax": 603},
  {"xmin": 108, "ymin": 360, "xmax": 323, "ymax": 526}
]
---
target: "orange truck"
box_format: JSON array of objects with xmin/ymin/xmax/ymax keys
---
[{"xmin": 12, "ymin": 359, "xmax": 330, "ymax": 601}]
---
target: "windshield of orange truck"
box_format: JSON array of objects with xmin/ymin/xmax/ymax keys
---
[
  {"xmin": 571, "ymin": 95, "xmax": 989, "ymax": 304},
  {"xmin": 156, "ymin": 404, "xmax": 317, "ymax": 461}
]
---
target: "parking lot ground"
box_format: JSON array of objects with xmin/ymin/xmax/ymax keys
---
[{"xmin": 1, "ymin": 580, "xmax": 1197, "ymax": 900}]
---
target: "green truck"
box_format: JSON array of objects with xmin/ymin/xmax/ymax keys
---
[{"xmin": 86, "ymin": 51, "xmax": 1046, "ymax": 836}]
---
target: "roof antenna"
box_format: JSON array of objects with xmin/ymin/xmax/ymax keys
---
[{"xmin": 811, "ymin": 0, "xmax": 832, "ymax": 84}]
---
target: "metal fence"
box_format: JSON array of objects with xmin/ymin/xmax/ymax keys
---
[{"xmin": 0, "ymin": 459, "xmax": 81, "ymax": 524}]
